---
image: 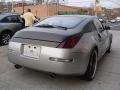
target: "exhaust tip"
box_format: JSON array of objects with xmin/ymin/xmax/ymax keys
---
[
  {"xmin": 49, "ymin": 73, "xmax": 56, "ymax": 78},
  {"xmin": 14, "ymin": 64, "xmax": 22, "ymax": 69}
]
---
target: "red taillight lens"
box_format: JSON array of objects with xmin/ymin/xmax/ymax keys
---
[{"xmin": 57, "ymin": 35, "xmax": 81, "ymax": 48}]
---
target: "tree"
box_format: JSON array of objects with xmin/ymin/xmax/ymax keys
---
[
  {"xmin": 34, "ymin": 0, "xmax": 43, "ymax": 4},
  {"xmin": 96, "ymin": 0, "xmax": 100, "ymax": 3}
]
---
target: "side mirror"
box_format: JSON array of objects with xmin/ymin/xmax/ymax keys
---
[
  {"xmin": 101, "ymin": 20, "xmax": 106, "ymax": 23},
  {"xmin": 99, "ymin": 19, "xmax": 106, "ymax": 23},
  {"xmin": 99, "ymin": 27, "xmax": 104, "ymax": 32},
  {"xmin": 105, "ymin": 26, "xmax": 110, "ymax": 30}
]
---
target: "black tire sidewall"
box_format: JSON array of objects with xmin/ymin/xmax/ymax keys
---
[
  {"xmin": 84, "ymin": 49, "xmax": 98, "ymax": 80},
  {"xmin": 0, "ymin": 32, "xmax": 12, "ymax": 45}
]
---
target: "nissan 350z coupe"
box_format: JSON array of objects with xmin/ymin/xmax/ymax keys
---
[{"xmin": 8, "ymin": 15, "xmax": 112, "ymax": 80}]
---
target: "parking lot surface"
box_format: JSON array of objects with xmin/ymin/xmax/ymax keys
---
[{"xmin": 0, "ymin": 30, "xmax": 120, "ymax": 90}]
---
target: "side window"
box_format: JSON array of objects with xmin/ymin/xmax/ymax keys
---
[
  {"xmin": 1, "ymin": 16, "xmax": 17, "ymax": 23},
  {"xmin": 90, "ymin": 21, "xmax": 97, "ymax": 31},
  {"xmin": 94, "ymin": 19, "xmax": 103, "ymax": 32},
  {"xmin": 15, "ymin": 16, "xmax": 22, "ymax": 23},
  {"xmin": 2, "ymin": 16, "xmax": 20, "ymax": 23},
  {"xmin": 1, "ymin": 17, "xmax": 11, "ymax": 22},
  {"xmin": 83, "ymin": 22, "xmax": 93, "ymax": 33},
  {"xmin": 10, "ymin": 16, "xmax": 19, "ymax": 23},
  {"xmin": 17, "ymin": 16, "xmax": 24, "ymax": 23}
]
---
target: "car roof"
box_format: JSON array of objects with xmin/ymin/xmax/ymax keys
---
[
  {"xmin": 50, "ymin": 15, "xmax": 97, "ymax": 23},
  {"xmin": 0, "ymin": 12, "xmax": 20, "ymax": 20},
  {"xmin": 55, "ymin": 15, "xmax": 96, "ymax": 18},
  {"xmin": 54, "ymin": 15, "xmax": 96, "ymax": 18}
]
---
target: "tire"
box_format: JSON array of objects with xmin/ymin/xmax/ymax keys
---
[
  {"xmin": 106, "ymin": 43, "xmax": 111, "ymax": 53},
  {"xmin": 83, "ymin": 49, "xmax": 98, "ymax": 81},
  {"xmin": 0, "ymin": 32, "xmax": 12, "ymax": 45},
  {"xmin": 106, "ymin": 38, "xmax": 112, "ymax": 53}
]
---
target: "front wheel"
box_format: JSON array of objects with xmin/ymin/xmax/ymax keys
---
[
  {"xmin": 106, "ymin": 43, "xmax": 111, "ymax": 53},
  {"xmin": 0, "ymin": 32, "xmax": 12, "ymax": 45},
  {"xmin": 83, "ymin": 49, "xmax": 98, "ymax": 81}
]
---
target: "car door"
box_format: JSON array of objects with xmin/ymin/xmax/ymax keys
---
[
  {"xmin": 93, "ymin": 19, "xmax": 108, "ymax": 56},
  {"xmin": 1, "ymin": 15, "xmax": 24, "ymax": 33},
  {"xmin": 9, "ymin": 15, "xmax": 24, "ymax": 32}
]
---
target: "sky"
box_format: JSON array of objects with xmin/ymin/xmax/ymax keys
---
[
  {"xmin": 1, "ymin": 0, "xmax": 120, "ymax": 8},
  {"xmin": 68, "ymin": 0, "xmax": 120, "ymax": 8}
]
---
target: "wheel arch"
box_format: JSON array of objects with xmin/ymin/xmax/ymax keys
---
[
  {"xmin": 83, "ymin": 45, "xmax": 98, "ymax": 80},
  {"xmin": 0, "ymin": 29, "xmax": 13, "ymax": 36},
  {"xmin": 94, "ymin": 46, "xmax": 98, "ymax": 56}
]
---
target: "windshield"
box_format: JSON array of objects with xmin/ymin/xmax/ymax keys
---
[{"xmin": 35, "ymin": 16, "xmax": 86, "ymax": 29}]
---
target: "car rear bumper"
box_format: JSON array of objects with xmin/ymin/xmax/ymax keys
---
[{"xmin": 8, "ymin": 42, "xmax": 90, "ymax": 75}]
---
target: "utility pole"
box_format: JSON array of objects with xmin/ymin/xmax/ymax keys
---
[
  {"xmin": 57, "ymin": 0, "xmax": 59, "ymax": 14},
  {"xmin": 46, "ymin": 0, "xmax": 49, "ymax": 17},
  {"xmin": 11, "ymin": 0, "xmax": 14, "ymax": 12},
  {"xmin": 22, "ymin": 0, "xmax": 25, "ymax": 14},
  {"xmin": 7, "ymin": 2, "xmax": 9, "ymax": 12},
  {"xmin": 94, "ymin": 0, "xmax": 100, "ymax": 16}
]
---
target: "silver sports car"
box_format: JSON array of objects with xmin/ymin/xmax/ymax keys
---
[{"xmin": 8, "ymin": 15, "xmax": 112, "ymax": 80}]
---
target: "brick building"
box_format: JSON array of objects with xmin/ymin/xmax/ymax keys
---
[
  {"xmin": 14, "ymin": 4, "xmax": 90, "ymax": 19},
  {"xmin": 112, "ymin": 8, "xmax": 120, "ymax": 17}
]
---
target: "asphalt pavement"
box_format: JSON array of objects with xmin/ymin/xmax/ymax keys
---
[
  {"xmin": 108, "ymin": 22, "xmax": 120, "ymax": 30},
  {"xmin": 0, "ymin": 30, "xmax": 120, "ymax": 90}
]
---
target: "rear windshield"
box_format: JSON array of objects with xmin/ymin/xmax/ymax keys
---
[{"xmin": 35, "ymin": 16, "xmax": 86, "ymax": 29}]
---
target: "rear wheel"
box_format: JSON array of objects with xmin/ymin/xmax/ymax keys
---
[
  {"xmin": 0, "ymin": 32, "xmax": 12, "ymax": 45},
  {"xmin": 83, "ymin": 49, "xmax": 98, "ymax": 81}
]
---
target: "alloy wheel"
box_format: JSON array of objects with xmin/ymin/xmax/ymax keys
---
[{"xmin": 1, "ymin": 33, "xmax": 11, "ymax": 45}]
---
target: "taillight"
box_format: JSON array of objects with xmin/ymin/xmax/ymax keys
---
[{"xmin": 57, "ymin": 34, "xmax": 81, "ymax": 48}]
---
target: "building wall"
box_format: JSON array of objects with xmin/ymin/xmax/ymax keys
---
[
  {"xmin": 14, "ymin": 4, "xmax": 80, "ymax": 19},
  {"xmin": 0, "ymin": 6, "xmax": 12, "ymax": 12},
  {"xmin": 112, "ymin": 8, "xmax": 120, "ymax": 17},
  {"xmin": 14, "ymin": 5, "xmax": 48, "ymax": 19},
  {"xmin": 48, "ymin": 4, "xmax": 80, "ymax": 16}
]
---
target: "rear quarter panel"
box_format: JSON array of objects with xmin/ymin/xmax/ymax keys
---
[{"xmin": 73, "ymin": 31, "xmax": 101, "ymax": 61}]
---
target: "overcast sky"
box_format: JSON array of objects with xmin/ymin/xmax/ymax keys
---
[
  {"xmin": 2, "ymin": 0, "xmax": 120, "ymax": 8},
  {"xmin": 68, "ymin": 0, "xmax": 120, "ymax": 8}
]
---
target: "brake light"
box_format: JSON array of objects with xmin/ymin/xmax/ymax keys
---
[{"xmin": 57, "ymin": 34, "xmax": 81, "ymax": 48}]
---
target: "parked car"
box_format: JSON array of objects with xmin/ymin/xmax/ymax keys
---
[
  {"xmin": 110, "ymin": 19, "xmax": 116, "ymax": 23},
  {"xmin": 116, "ymin": 17, "xmax": 120, "ymax": 22},
  {"xmin": 0, "ymin": 12, "xmax": 25, "ymax": 45},
  {"xmin": 8, "ymin": 15, "xmax": 112, "ymax": 81}
]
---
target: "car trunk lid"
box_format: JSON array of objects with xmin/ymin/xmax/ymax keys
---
[{"xmin": 12, "ymin": 27, "xmax": 78, "ymax": 47}]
